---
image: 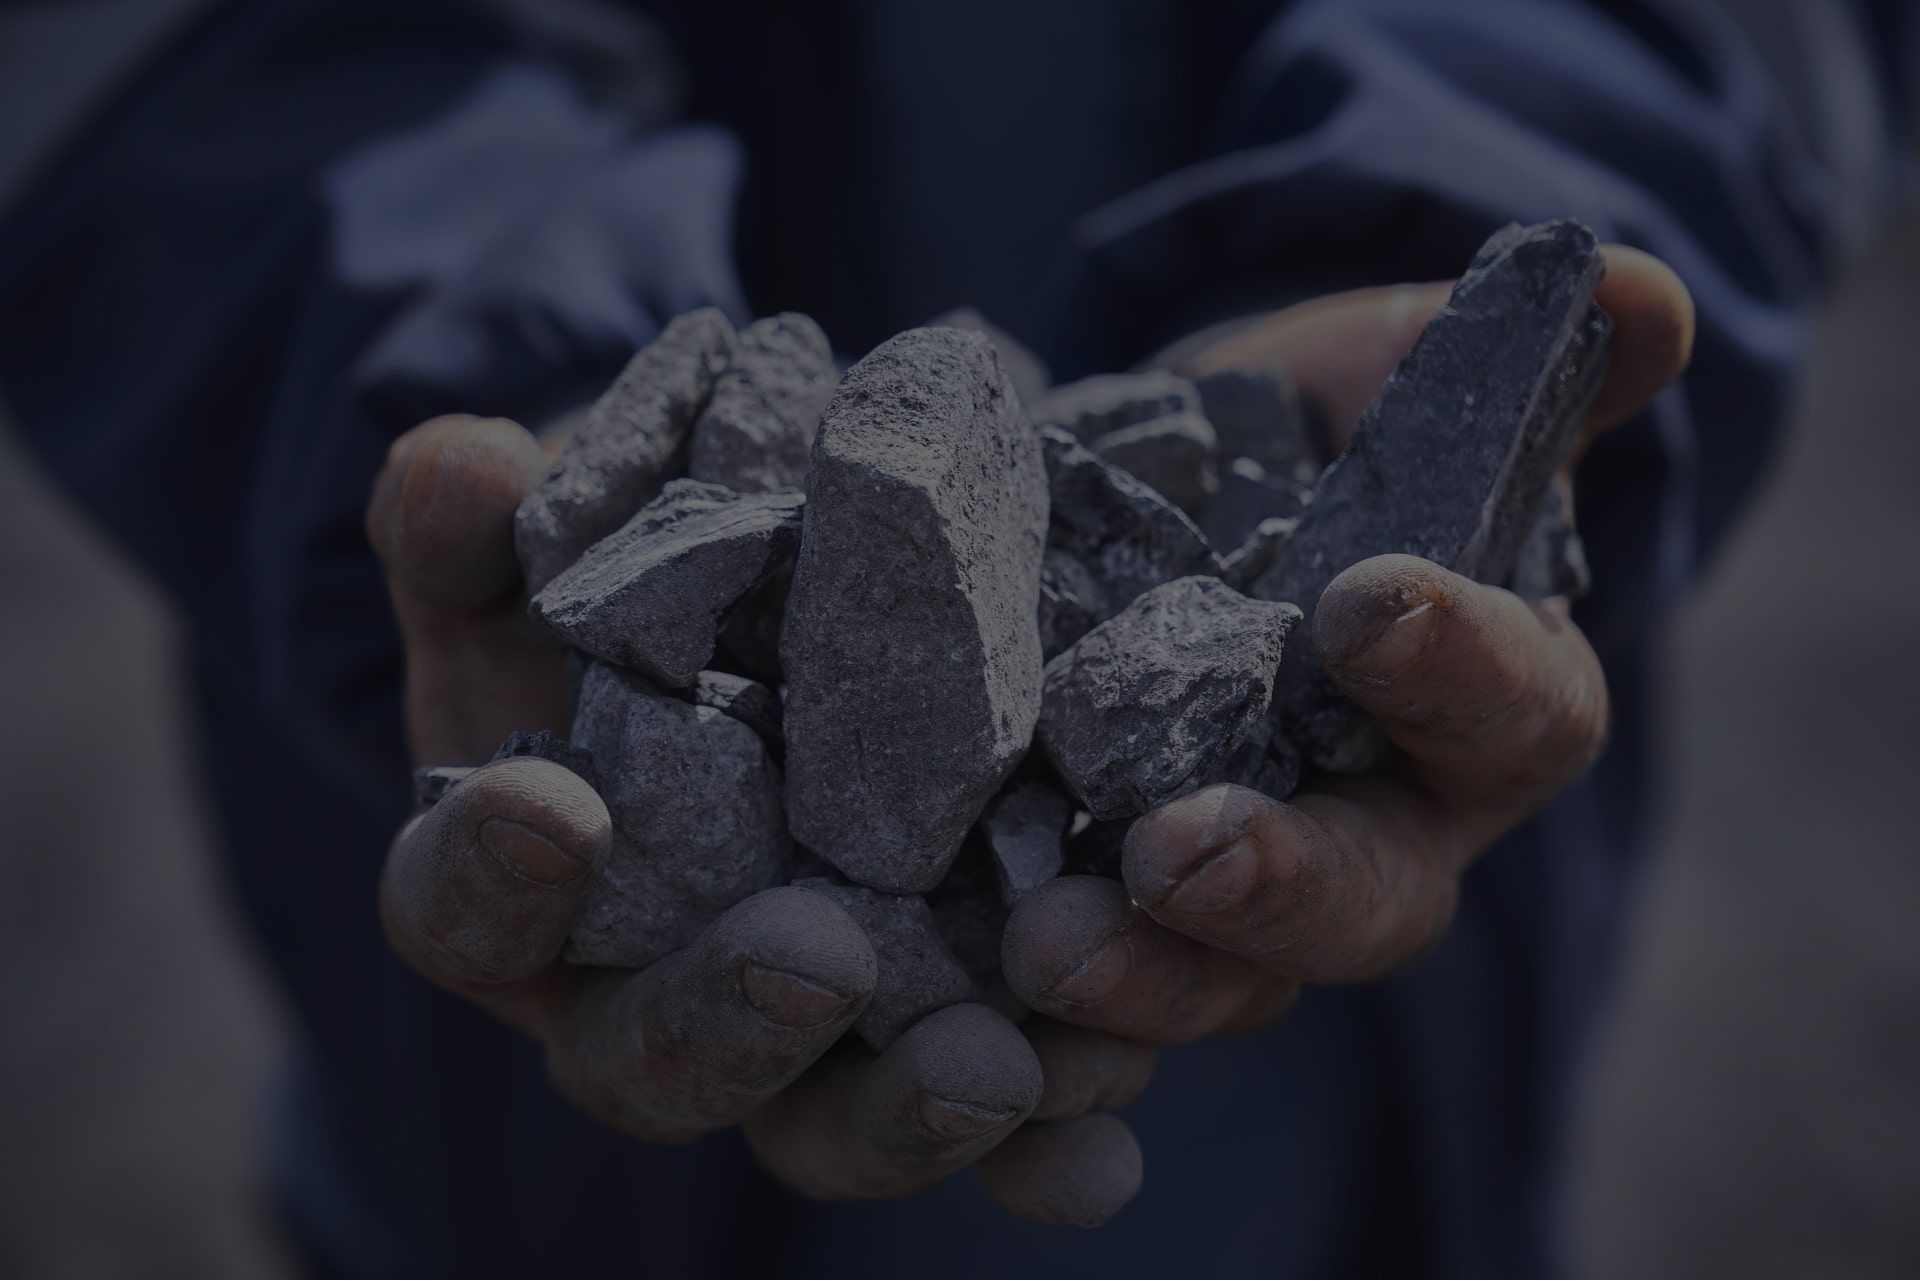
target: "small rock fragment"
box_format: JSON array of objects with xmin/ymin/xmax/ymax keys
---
[
  {"xmin": 1088, "ymin": 409, "xmax": 1219, "ymax": 516},
  {"xmin": 1510, "ymin": 480, "xmax": 1591, "ymax": 601},
  {"xmin": 794, "ymin": 877, "xmax": 979, "ymax": 1051},
  {"xmin": 783, "ymin": 327, "xmax": 1048, "ymax": 894},
  {"xmin": 1061, "ymin": 812, "xmax": 1130, "ymax": 881},
  {"xmin": 531, "ymin": 479, "xmax": 804, "ymax": 688},
  {"xmin": 1193, "ymin": 369, "xmax": 1324, "ymax": 482},
  {"xmin": 567, "ymin": 663, "xmax": 789, "ymax": 968},
  {"xmin": 1218, "ymin": 516, "xmax": 1300, "ymax": 594},
  {"xmin": 412, "ymin": 766, "xmax": 474, "ymax": 808},
  {"xmin": 489, "ymin": 729, "xmax": 601, "ymax": 791},
  {"xmin": 688, "ymin": 312, "xmax": 838, "ymax": 494},
  {"xmin": 1204, "ymin": 457, "xmax": 1310, "ymax": 554},
  {"xmin": 1029, "ymin": 370, "xmax": 1199, "ymax": 443},
  {"xmin": 1038, "ymin": 576, "xmax": 1300, "ymax": 820},
  {"xmin": 515, "ymin": 307, "xmax": 735, "ymax": 592},
  {"xmin": 981, "ymin": 781, "xmax": 1072, "ymax": 906},
  {"xmin": 929, "ymin": 307, "xmax": 1052, "ymax": 405},
  {"xmin": 688, "ymin": 670, "xmax": 783, "ymax": 761}
]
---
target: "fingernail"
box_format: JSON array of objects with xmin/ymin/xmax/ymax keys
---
[
  {"xmin": 1166, "ymin": 836, "xmax": 1260, "ymax": 915},
  {"xmin": 740, "ymin": 962, "xmax": 854, "ymax": 1029},
  {"xmin": 1048, "ymin": 930, "xmax": 1132, "ymax": 1005},
  {"xmin": 1331, "ymin": 598, "xmax": 1439, "ymax": 684},
  {"xmin": 480, "ymin": 816, "xmax": 585, "ymax": 887},
  {"xmin": 916, "ymin": 1091, "xmax": 1019, "ymax": 1141}
]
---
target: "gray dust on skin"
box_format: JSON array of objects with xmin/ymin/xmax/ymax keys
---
[
  {"xmin": 780, "ymin": 326, "xmax": 1048, "ymax": 895},
  {"xmin": 688, "ymin": 311, "xmax": 838, "ymax": 494}
]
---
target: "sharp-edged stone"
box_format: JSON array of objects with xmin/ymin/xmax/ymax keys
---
[
  {"xmin": 794, "ymin": 877, "xmax": 978, "ymax": 1051},
  {"xmin": 1029, "ymin": 370, "xmax": 1199, "ymax": 444},
  {"xmin": 688, "ymin": 312, "xmax": 838, "ymax": 494},
  {"xmin": 1218, "ymin": 515, "xmax": 1300, "ymax": 594},
  {"xmin": 929, "ymin": 307, "xmax": 1051, "ymax": 405},
  {"xmin": 1510, "ymin": 480, "xmax": 1591, "ymax": 601},
  {"xmin": 1204, "ymin": 457, "xmax": 1309, "ymax": 554},
  {"xmin": 1088, "ymin": 409, "xmax": 1219, "ymax": 517},
  {"xmin": 980, "ymin": 780, "xmax": 1072, "ymax": 906},
  {"xmin": 1193, "ymin": 369, "xmax": 1325, "ymax": 481}
]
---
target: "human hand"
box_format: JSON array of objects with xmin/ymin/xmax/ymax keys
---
[
  {"xmin": 1001, "ymin": 245, "xmax": 1696, "ymax": 1039},
  {"xmin": 367, "ymin": 414, "xmax": 1149, "ymax": 1224}
]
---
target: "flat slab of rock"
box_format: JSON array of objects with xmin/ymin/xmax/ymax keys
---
[
  {"xmin": 1038, "ymin": 576, "xmax": 1300, "ymax": 820},
  {"xmin": 688, "ymin": 312, "xmax": 837, "ymax": 494},
  {"xmin": 531, "ymin": 479, "xmax": 804, "ymax": 688},
  {"xmin": 980, "ymin": 781, "xmax": 1072, "ymax": 906},
  {"xmin": 794, "ymin": 878, "xmax": 978, "ymax": 1051},
  {"xmin": 515, "ymin": 308, "xmax": 735, "ymax": 592},
  {"xmin": 1029, "ymin": 370, "xmax": 1199, "ymax": 443},
  {"xmin": 567, "ymin": 662, "xmax": 789, "ymax": 968},
  {"xmin": 782, "ymin": 327, "xmax": 1048, "ymax": 894},
  {"xmin": 929, "ymin": 307, "xmax": 1051, "ymax": 405},
  {"xmin": 1088, "ymin": 409, "xmax": 1219, "ymax": 517}
]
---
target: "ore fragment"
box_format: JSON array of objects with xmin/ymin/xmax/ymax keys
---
[
  {"xmin": 794, "ymin": 877, "xmax": 978, "ymax": 1051},
  {"xmin": 688, "ymin": 670, "xmax": 783, "ymax": 761},
  {"xmin": 1038, "ymin": 576, "xmax": 1301, "ymax": 820},
  {"xmin": 567, "ymin": 662, "xmax": 789, "ymax": 968},
  {"xmin": 1088, "ymin": 409, "xmax": 1219, "ymax": 517},
  {"xmin": 490, "ymin": 729, "xmax": 601, "ymax": 791},
  {"xmin": 1193, "ymin": 369, "xmax": 1325, "ymax": 482},
  {"xmin": 782, "ymin": 327, "xmax": 1048, "ymax": 894},
  {"xmin": 412, "ymin": 766, "xmax": 474, "ymax": 808},
  {"xmin": 981, "ymin": 781, "xmax": 1072, "ymax": 906},
  {"xmin": 1029, "ymin": 370, "xmax": 1199, "ymax": 443},
  {"xmin": 515, "ymin": 308, "xmax": 735, "ymax": 592},
  {"xmin": 928, "ymin": 307, "xmax": 1052, "ymax": 405},
  {"xmin": 1510, "ymin": 481, "xmax": 1591, "ymax": 602},
  {"xmin": 688, "ymin": 312, "xmax": 837, "ymax": 494},
  {"xmin": 531, "ymin": 479, "xmax": 804, "ymax": 688},
  {"xmin": 1204, "ymin": 457, "xmax": 1309, "ymax": 555}
]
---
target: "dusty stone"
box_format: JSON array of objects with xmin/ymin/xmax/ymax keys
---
[
  {"xmin": 1193, "ymin": 369, "xmax": 1324, "ymax": 483},
  {"xmin": 1511, "ymin": 481, "xmax": 1591, "ymax": 601},
  {"xmin": 1204, "ymin": 457, "xmax": 1310, "ymax": 554},
  {"xmin": 688, "ymin": 312, "xmax": 838, "ymax": 494},
  {"xmin": 489, "ymin": 729, "xmax": 600, "ymax": 791},
  {"xmin": 412, "ymin": 766, "xmax": 474, "ymax": 808},
  {"xmin": 515, "ymin": 308, "xmax": 735, "ymax": 592},
  {"xmin": 688, "ymin": 670, "xmax": 783, "ymax": 761},
  {"xmin": 531, "ymin": 479, "xmax": 804, "ymax": 688},
  {"xmin": 1038, "ymin": 576, "xmax": 1300, "ymax": 820},
  {"xmin": 929, "ymin": 307, "xmax": 1051, "ymax": 405},
  {"xmin": 1088, "ymin": 409, "xmax": 1219, "ymax": 516},
  {"xmin": 794, "ymin": 877, "xmax": 978, "ymax": 1051},
  {"xmin": 782, "ymin": 327, "xmax": 1048, "ymax": 894},
  {"xmin": 567, "ymin": 662, "xmax": 789, "ymax": 968},
  {"xmin": 981, "ymin": 781, "xmax": 1072, "ymax": 905},
  {"xmin": 1029, "ymin": 370, "xmax": 1198, "ymax": 443}
]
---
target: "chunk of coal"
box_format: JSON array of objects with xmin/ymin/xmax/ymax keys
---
[
  {"xmin": 1038, "ymin": 576, "xmax": 1301, "ymax": 820},
  {"xmin": 516, "ymin": 308, "xmax": 735, "ymax": 592},
  {"xmin": 929, "ymin": 307, "xmax": 1051, "ymax": 405},
  {"xmin": 489, "ymin": 729, "xmax": 601, "ymax": 791},
  {"xmin": 1029, "ymin": 370, "xmax": 1199, "ymax": 443},
  {"xmin": 794, "ymin": 877, "xmax": 978, "ymax": 1051},
  {"xmin": 981, "ymin": 780, "xmax": 1072, "ymax": 906},
  {"xmin": 1088, "ymin": 409, "xmax": 1219, "ymax": 517},
  {"xmin": 1204, "ymin": 457, "xmax": 1310, "ymax": 554},
  {"xmin": 412, "ymin": 766, "xmax": 474, "ymax": 808},
  {"xmin": 1038, "ymin": 426, "xmax": 1219, "ymax": 656},
  {"xmin": 688, "ymin": 670, "xmax": 783, "ymax": 761},
  {"xmin": 1509, "ymin": 480, "xmax": 1591, "ymax": 601},
  {"xmin": 1193, "ymin": 369, "xmax": 1325, "ymax": 481},
  {"xmin": 567, "ymin": 662, "xmax": 789, "ymax": 968},
  {"xmin": 1252, "ymin": 220, "xmax": 1610, "ymax": 771},
  {"xmin": 783, "ymin": 327, "xmax": 1048, "ymax": 894},
  {"xmin": 1218, "ymin": 516, "xmax": 1300, "ymax": 594},
  {"xmin": 531, "ymin": 479, "xmax": 804, "ymax": 688},
  {"xmin": 688, "ymin": 312, "xmax": 837, "ymax": 494}
]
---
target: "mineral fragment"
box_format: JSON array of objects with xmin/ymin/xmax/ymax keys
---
[
  {"xmin": 1192, "ymin": 369, "xmax": 1324, "ymax": 482},
  {"xmin": 782, "ymin": 327, "xmax": 1048, "ymax": 894},
  {"xmin": 515, "ymin": 308, "xmax": 735, "ymax": 592},
  {"xmin": 688, "ymin": 312, "xmax": 837, "ymax": 494},
  {"xmin": 980, "ymin": 780, "xmax": 1072, "ymax": 906},
  {"xmin": 929, "ymin": 307, "xmax": 1051, "ymax": 405},
  {"xmin": 567, "ymin": 662, "xmax": 789, "ymax": 968},
  {"xmin": 1204, "ymin": 457, "xmax": 1309, "ymax": 555},
  {"xmin": 531, "ymin": 479, "xmax": 804, "ymax": 688},
  {"xmin": 1510, "ymin": 481, "xmax": 1591, "ymax": 601},
  {"xmin": 1087, "ymin": 409, "xmax": 1219, "ymax": 516},
  {"xmin": 688, "ymin": 670, "xmax": 783, "ymax": 760},
  {"xmin": 489, "ymin": 729, "xmax": 600, "ymax": 791},
  {"xmin": 794, "ymin": 877, "xmax": 978, "ymax": 1051},
  {"xmin": 1029, "ymin": 370, "xmax": 1199, "ymax": 444}
]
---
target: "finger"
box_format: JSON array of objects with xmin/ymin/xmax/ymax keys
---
[
  {"xmin": 546, "ymin": 887, "xmax": 876, "ymax": 1143},
  {"xmin": 380, "ymin": 755, "xmax": 611, "ymax": 1033},
  {"xmin": 1000, "ymin": 876, "xmax": 1289, "ymax": 1043},
  {"xmin": 1583, "ymin": 245, "xmax": 1695, "ymax": 437},
  {"xmin": 973, "ymin": 1113, "xmax": 1145, "ymax": 1228},
  {"xmin": 745, "ymin": 1003, "xmax": 1041, "ymax": 1200},
  {"xmin": 1022, "ymin": 1018, "xmax": 1158, "ymax": 1121}
]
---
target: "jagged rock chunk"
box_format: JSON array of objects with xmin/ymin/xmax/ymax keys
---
[
  {"xmin": 929, "ymin": 307, "xmax": 1051, "ymax": 405},
  {"xmin": 567, "ymin": 663, "xmax": 789, "ymax": 968},
  {"xmin": 1088, "ymin": 409, "xmax": 1219, "ymax": 516},
  {"xmin": 795, "ymin": 877, "xmax": 978, "ymax": 1051},
  {"xmin": 1029, "ymin": 370, "xmax": 1199, "ymax": 443},
  {"xmin": 1510, "ymin": 480, "xmax": 1591, "ymax": 601},
  {"xmin": 515, "ymin": 308, "xmax": 735, "ymax": 591},
  {"xmin": 531, "ymin": 480, "xmax": 804, "ymax": 688},
  {"xmin": 782, "ymin": 328, "xmax": 1048, "ymax": 894},
  {"xmin": 1219, "ymin": 516, "xmax": 1301, "ymax": 594},
  {"xmin": 981, "ymin": 781, "xmax": 1072, "ymax": 906},
  {"xmin": 1193, "ymin": 369, "xmax": 1325, "ymax": 482},
  {"xmin": 412, "ymin": 766, "xmax": 474, "ymax": 808},
  {"xmin": 688, "ymin": 312, "xmax": 837, "ymax": 494},
  {"xmin": 1038, "ymin": 576, "xmax": 1301, "ymax": 820},
  {"xmin": 490, "ymin": 729, "xmax": 600, "ymax": 791},
  {"xmin": 688, "ymin": 670, "xmax": 784, "ymax": 761},
  {"xmin": 1204, "ymin": 457, "xmax": 1310, "ymax": 554}
]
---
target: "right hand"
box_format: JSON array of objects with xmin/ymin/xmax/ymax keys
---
[{"xmin": 367, "ymin": 414, "xmax": 1152, "ymax": 1225}]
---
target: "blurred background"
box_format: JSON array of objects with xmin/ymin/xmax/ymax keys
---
[{"xmin": 3, "ymin": 1, "xmax": 1918, "ymax": 1276}]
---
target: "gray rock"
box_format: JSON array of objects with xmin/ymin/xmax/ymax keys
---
[
  {"xmin": 1218, "ymin": 516, "xmax": 1300, "ymax": 594},
  {"xmin": 1038, "ymin": 576, "xmax": 1301, "ymax": 820},
  {"xmin": 1204, "ymin": 456, "xmax": 1310, "ymax": 554},
  {"xmin": 1193, "ymin": 369, "xmax": 1325, "ymax": 482},
  {"xmin": 928, "ymin": 307, "xmax": 1051, "ymax": 404},
  {"xmin": 1511, "ymin": 480, "xmax": 1591, "ymax": 601},
  {"xmin": 715, "ymin": 564, "xmax": 790, "ymax": 684},
  {"xmin": 412, "ymin": 766, "xmax": 474, "ymax": 808},
  {"xmin": 794, "ymin": 877, "xmax": 978, "ymax": 1051},
  {"xmin": 1029, "ymin": 370, "xmax": 1199, "ymax": 443},
  {"xmin": 688, "ymin": 312, "xmax": 838, "ymax": 494},
  {"xmin": 489, "ymin": 730, "xmax": 600, "ymax": 791},
  {"xmin": 567, "ymin": 662, "xmax": 790, "ymax": 968},
  {"xmin": 1037, "ymin": 425, "xmax": 1219, "ymax": 655},
  {"xmin": 531, "ymin": 479, "xmax": 804, "ymax": 688},
  {"xmin": 782, "ymin": 327, "xmax": 1048, "ymax": 894},
  {"xmin": 1088, "ymin": 409, "xmax": 1219, "ymax": 516},
  {"xmin": 981, "ymin": 781, "xmax": 1072, "ymax": 905},
  {"xmin": 515, "ymin": 308, "xmax": 735, "ymax": 592},
  {"xmin": 689, "ymin": 670, "xmax": 783, "ymax": 761}
]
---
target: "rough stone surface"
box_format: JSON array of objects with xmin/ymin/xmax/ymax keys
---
[
  {"xmin": 782, "ymin": 327, "xmax": 1048, "ymax": 894},
  {"xmin": 1205, "ymin": 457, "xmax": 1310, "ymax": 555},
  {"xmin": 412, "ymin": 766, "xmax": 474, "ymax": 808},
  {"xmin": 1039, "ymin": 576, "xmax": 1301, "ymax": 820},
  {"xmin": 929, "ymin": 307, "xmax": 1051, "ymax": 404},
  {"xmin": 1194, "ymin": 369, "xmax": 1324, "ymax": 482},
  {"xmin": 688, "ymin": 312, "xmax": 837, "ymax": 494},
  {"xmin": 489, "ymin": 730, "xmax": 600, "ymax": 791},
  {"xmin": 981, "ymin": 781, "xmax": 1072, "ymax": 905},
  {"xmin": 515, "ymin": 308, "xmax": 735, "ymax": 592},
  {"xmin": 567, "ymin": 662, "xmax": 789, "ymax": 968},
  {"xmin": 1038, "ymin": 426, "xmax": 1219, "ymax": 657},
  {"xmin": 531, "ymin": 479, "xmax": 804, "ymax": 688},
  {"xmin": 1253, "ymin": 220, "xmax": 1611, "ymax": 771},
  {"xmin": 1511, "ymin": 481, "xmax": 1592, "ymax": 601},
  {"xmin": 688, "ymin": 670, "xmax": 783, "ymax": 761},
  {"xmin": 1088, "ymin": 409, "xmax": 1219, "ymax": 516},
  {"xmin": 1219, "ymin": 516, "xmax": 1300, "ymax": 594},
  {"xmin": 1029, "ymin": 370, "xmax": 1199, "ymax": 444},
  {"xmin": 794, "ymin": 877, "xmax": 978, "ymax": 1051}
]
